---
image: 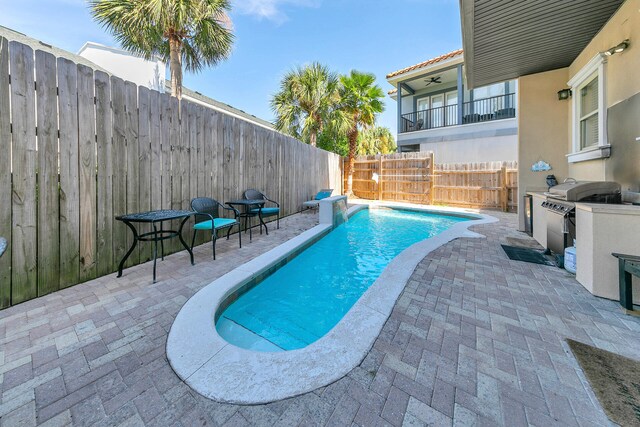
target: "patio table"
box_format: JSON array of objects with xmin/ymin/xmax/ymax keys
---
[
  {"xmin": 115, "ymin": 210, "xmax": 196, "ymax": 283},
  {"xmin": 226, "ymin": 199, "xmax": 267, "ymax": 240}
]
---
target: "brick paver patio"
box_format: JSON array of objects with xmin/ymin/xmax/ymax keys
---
[{"xmin": 1, "ymin": 209, "xmax": 639, "ymax": 426}]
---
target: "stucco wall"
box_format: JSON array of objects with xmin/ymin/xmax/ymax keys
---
[
  {"xmin": 418, "ymin": 135, "xmax": 517, "ymax": 163},
  {"xmin": 570, "ymin": 0, "xmax": 640, "ymax": 106},
  {"xmin": 567, "ymin": 0, "xmax": 640, "ymax": 188},
  {"xmin": 516, "ymin": 68, "xmax": 570, "ymax": 230}
]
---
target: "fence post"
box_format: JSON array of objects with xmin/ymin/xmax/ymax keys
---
[
  {"xmin": 500, "ymin": 164, "xmax": 508, "ymax": 211},
  {"xmin": 378, "ymin": 155, "xmax": 383, "ymax": 201},
  {"xmin": 429, "ymin": 152, "xmax": 435, "ymax": 205}
]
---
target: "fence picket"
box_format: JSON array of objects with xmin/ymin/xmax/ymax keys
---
[
  {"xmin": 35, "ymin": 50, "xmax": 60, "ymax": 296},
  {"xmin": 124, "ymin": 82, "xmax": 139, "ymax": 266},
  {"xmin": 10, "ymin": 41, "xmax": 38, "ymax": 303},
  {"xmin": 95, "ymin": 71, "xmax": 113, "ymax": 277},
  {"xmin": 0, "ymin": 37, "xmax": 10, "ymax": 308},
  {"xmin": 138, "ymin": 86, "xmax": 152, "ymax": 263},
  {"xmin": 159, "ymin": 93, "xmax": 172, "ymax": 210},
  {"xmin": 111, "ymin": 77, "xmax": 128, "ymax": 267},
  {"xmin": 149, "ymin": 90, "xmax": 161, "ymax": 212},
  {"xmin": 78, "ymin": 64, "xmax": 97, "ymax": 281},
  {"xmin": 58, "ymin": 58, "xmax": 80, "ymax": 287}
]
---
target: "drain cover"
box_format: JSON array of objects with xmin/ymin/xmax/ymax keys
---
[{"xmin": 501, "ymin": 244, "xmax": 555, "ymax": 266}]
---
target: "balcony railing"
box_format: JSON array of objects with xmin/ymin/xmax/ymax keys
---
[{"xmin": 400, "ymin": 93, "xmax": 516, "ymax": 133}]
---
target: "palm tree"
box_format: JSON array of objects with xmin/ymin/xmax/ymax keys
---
[
  {"xmin": 340, "ymin": 70, "xmax": 385, "ymax": 194},
  {"xmin": 358, "ymin": 126, "xmax": 396, "ymax": 155},
  {"xmin": 90, "ymin": 0, "xmax": 234, "ymax": 100},
  {"xmin": 271, "ymin": 63, "xmax": 347, "ymax": 147}
]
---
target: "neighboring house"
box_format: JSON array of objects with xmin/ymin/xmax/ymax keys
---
[
  {"xmin": 459, "ymin": 0, "xmax": 640, "ymax": 303},
  {"xmin": 386, "ymin": 49, "xmax": 517, "ymax": 163},
  {"xmin": 78, "ymin": 42, "xmax": 274, "ymax": 130},
  {"xmin": 79, "ymin": 42, "xmax": 166, "ymax": 92}
]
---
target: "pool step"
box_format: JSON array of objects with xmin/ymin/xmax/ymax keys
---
[
  {"xmin": 223, "ymin": 308, "xmax": 318, "ymax": 350},
  {"xmin": 216, "ymin": 317, "xmax": 283, "ymax": 352}
]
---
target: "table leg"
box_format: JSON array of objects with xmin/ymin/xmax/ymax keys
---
[
  {"xmin": 152, "ymin": 224, "xmax": 158, "ymax": 283},
  {"xmin": 178, "ymin": 216, "xmax": 195, "ymax": 265},
  {"xmin": 619, "ymin": 259, "xmax": 634, "ymax": 311},
  {"xmin": 160, "ymin": 222, "xmax": 165, "ymax": 261},
  {"xmin": 117, "ymin": 220, "xmax": 138, "ymax": 278}
]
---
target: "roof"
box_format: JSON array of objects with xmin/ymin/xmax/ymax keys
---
[
  {"xmin": 78, "ymin": 41, "xmax": 164, "ymax": 63},
  {"xmin": 460, "ymin": 0, "xmax": 624, "ymax": 88},
  {"xmin": 386, "ymin": 49, "xmax": 463, "ymax": 79},
  {"xmin": 0, "ymin": 25, "xmax": 108, "ymax": 73},
  {"xmin": 167, "ymin": 81, "xmax": 274, "ymax": 129}
]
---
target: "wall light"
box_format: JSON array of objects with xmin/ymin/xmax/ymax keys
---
[
  {"xmin": 557, "ymin": 89, "xmax": 572, "ymax": 100},
  {"xmin": 604, "ymin": 39, "xmax": 630, "ymax": 56}
]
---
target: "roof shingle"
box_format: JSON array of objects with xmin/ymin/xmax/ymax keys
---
[{"xmin": 386, "ymin": 49, "xmax": 463, "ymax": 79}]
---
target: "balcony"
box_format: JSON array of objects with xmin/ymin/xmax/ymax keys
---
[{"xmin": 400, "ymin": 93, "xmax": 516, "ymax": 133}]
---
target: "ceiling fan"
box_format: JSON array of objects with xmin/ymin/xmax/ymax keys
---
[{"xmin": 424, "ymin": 76, "xmax": 442, "ymax": 86}]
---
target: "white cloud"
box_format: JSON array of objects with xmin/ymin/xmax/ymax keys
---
[{"xmin": 233, "ymin": 0, "xmax": 320, "ymax": 24}]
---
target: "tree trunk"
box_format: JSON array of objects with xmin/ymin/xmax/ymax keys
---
[
  {"xmin": 345, "ymin": 126, "xmax": 358, "ymax": 195},
  {"xmin": 309, "ymin": 131, "xmax": 317, "ymax": 147},
  {"xmin": 169, "ymin": 36, "xmax": 183, "ymax": 100}
]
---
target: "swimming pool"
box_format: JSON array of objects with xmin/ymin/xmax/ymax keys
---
[{"xmin": 216, "ymin": 208, "xmax": 469, "ymax": 351}]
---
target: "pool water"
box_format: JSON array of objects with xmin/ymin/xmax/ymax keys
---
[{"xmin": 216, "ymin": 208, "xmax": 468, "ymax": 351}]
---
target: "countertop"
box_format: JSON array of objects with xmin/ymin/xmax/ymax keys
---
[
  {"xmin": 575, "ymin": 202, "xmax": 640, "ymax": 215},
  {"xmin": 527, "ymin": 191, "xmax": 547, "ymax": 199}
]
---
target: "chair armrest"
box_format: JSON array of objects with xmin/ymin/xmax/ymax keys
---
[
  {"xmin": 193, "ymin": 211, "xmax": 216, "ymax": 224},
  {"xmin": 223, "ymin": 205, "xmax": 240, "ymax": 218},
  {"xmin": 264, "ymin": 196, "xmax": 279, "ymax": 207}
]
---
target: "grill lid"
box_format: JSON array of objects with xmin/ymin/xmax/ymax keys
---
[{"xmin": 546, "ymin": 181, "xmax": 621, "ymax": 201}]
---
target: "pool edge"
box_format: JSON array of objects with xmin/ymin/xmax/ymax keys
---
[{"xmin": 166, "ymin": 203, "xmax": 497, "ymax": 404}]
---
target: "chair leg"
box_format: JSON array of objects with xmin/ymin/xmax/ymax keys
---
[
  {"xmin": 238, "ymin": 223, "xmax": 242, "ymax": 248},
  {"xmin": 277, "ymin": 213, "xmax": 280, "ymax": 229},
  {"xmin": 190, "ymin": 229, "xmax": 197, "ymax": 252},
  {"xmin": 211, "ymin": 231, "xmax": 217, "ymax": 260},
  {"xmin": 226, "ymin": 226, "xmax": 232, "ymax": 240}
]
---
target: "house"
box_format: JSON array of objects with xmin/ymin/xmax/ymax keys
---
[
  {"xmin": 386, "ymin": 49, "xmax": 517, "ymax": 163},
  {"xmin": 459, "ymin": 0, "xmax": 640, "ymax": 304},
  {"xmin": 78, "ymin": 41, "xmax": 273, "ymax": 130},
  {"xmin": 79, "ymin": 42, "xmax": 166, "ymax": 92}
]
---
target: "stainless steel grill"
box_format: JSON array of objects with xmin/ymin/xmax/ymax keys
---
[{"xmin": 543, "ymin": 181, "xmax": 621, "ymax": 255}]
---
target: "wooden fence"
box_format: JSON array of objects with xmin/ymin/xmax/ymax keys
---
[
  {"xmin": 343, "ymin": 152, "xmax": 434, "ymax": 204},
  {"xmin": 344, "ymin": 153, "xmax": 517, "ymax": 210},
  {"xmin": 0, "ymin": 37, "xmax": 342, "ymax": 309},
  {"xmin": 433, "ymin": 161, "xmax": 518, "ymax": 210}
]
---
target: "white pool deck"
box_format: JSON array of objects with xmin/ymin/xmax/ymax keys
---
[{"xmin": 166, "ymin": 201, "xmax": 497, "ymax": 404}]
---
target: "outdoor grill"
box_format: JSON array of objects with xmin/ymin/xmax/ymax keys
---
[{"xmin": 542, "ymin": 180, "xmax": 621, "ymax": 255}]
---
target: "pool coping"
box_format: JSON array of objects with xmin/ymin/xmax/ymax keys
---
[{"xmin": 166, "ymin": 203, "xmax": 497, "ymax": 404}]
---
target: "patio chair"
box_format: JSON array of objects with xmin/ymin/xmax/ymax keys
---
[
  {"xmin": 302, "ymin": 189, "xmax": 333, "ymax": 210},
  {"xmin": 243, "ymin": 189, "xmax": 280, "ymax": 232},
  {"xmin": 190, "ymin": 197, "xmax": 241, "ymax": 260}
]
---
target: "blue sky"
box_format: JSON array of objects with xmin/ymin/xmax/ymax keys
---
[{"xmin": 0, "ymin": 0, "xmax": 462, "ymax": 132}]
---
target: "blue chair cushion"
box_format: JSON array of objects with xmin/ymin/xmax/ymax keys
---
[
  {"xmin": 193, "ymin": 218, "xmax": 237, "ymax": 230},
  {"xmin": 315, "ymin": 190, "xmax": 332, "ymax": 200},
  {"xmin": 249, "ymin": 207, "xmax": 280, "ymax": 215}
]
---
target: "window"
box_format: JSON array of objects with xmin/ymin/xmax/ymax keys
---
[
  {"xmin": 578, "ymin": 74, "xmax": 599, "ymax": 149},
  {"xmin": 567, "ymin": 54, "xmax": 610, "ymax": 163}
]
